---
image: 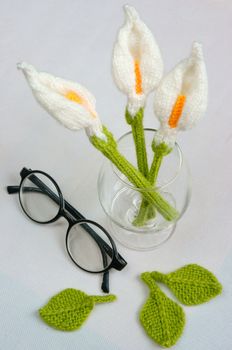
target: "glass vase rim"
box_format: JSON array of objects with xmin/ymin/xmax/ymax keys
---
[{"xmin": 110, "ymin": 128, "xmax": 183, "ymax": 192}]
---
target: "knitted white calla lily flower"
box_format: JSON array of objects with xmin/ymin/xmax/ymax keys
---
[
  {"xmin": 17, "ymin": 62, "xmax": 105, "ymax": 139},
  {"xmin": 154, "ymin": 42, "xmax": 208, "ymax": 148},
  {"xmin": 112, "ymin": 5, "xmax": 163, "ymax": 116}
]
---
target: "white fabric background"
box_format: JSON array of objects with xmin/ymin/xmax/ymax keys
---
[{"xmin": 0, "ymin": 0, "xmax": 232, "ymax": 349}]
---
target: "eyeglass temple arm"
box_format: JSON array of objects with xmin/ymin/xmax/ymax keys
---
[
  {"xmin": 7, "ymin": 184, "xmax": 86, "ymax": 221},
  {"xmin": 7, "ymin": 184, "xmax": 126, "ymax": 271},
  {"xmin": 7, "ymin": 186, "xmax": 20, "ymax": 194}
]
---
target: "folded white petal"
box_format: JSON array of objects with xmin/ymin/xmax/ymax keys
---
[
  {"xmin": 154, "ymin": 42, "xmax": 208, "ymax": 130},
  {"xmin": 127, "ymin": 94, "xmax": 146, "ymax": 117},
  {"xmin": 112, "ymin": 5, "xmax": 163, "ymax": 115},
  {"xmin": 153, "ymin": 125, "xmax": 178, "ymax": 149},
  {"xmin": 85, "ymin": 118, "xmax": 106, "ymax": 140},
  {"xmin": 18, "ymin": 62, "xmax": 104, "ymax": 138}
]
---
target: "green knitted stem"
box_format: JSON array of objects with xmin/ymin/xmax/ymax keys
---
[
  {"xmin": 126, "ymin": 109, "xmax": 153, "ymax": 226},
  {"xmin": 149, "ymin": 151, "xmax": 165, "ymax": 183},
  {"xmin": 132, "ymin": 200, "xmax": 153, "ymax": 226},
  {"xmin": 150, "ymin": 271, "xmax": 166, "ymax": 283},
  {"xmin": 133, "ymin": 142, "xmax": 172, "ymax": 227},
  {"xmin": 133, "ymin": 152, "xmax": 164, "ymax": 226},
  {"xmin": 125, "ymin": 108, "xmax": 149, "ymax": 178},
  {"xmin": 140, "ymin": 272, "xmax": 161, "ymax": 291},
  {"xmin": 90, "ymin": 127, "xmax": 179, "ymax": 222},
  {"xmin": 91, "ymin": 295, "xmax": 116, "ymax": 304}
]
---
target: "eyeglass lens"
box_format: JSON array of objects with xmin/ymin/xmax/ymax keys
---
[
  {"xmin": 67, "ymin": 221, "xmax": 114, "ymax": 272},
  {"xmin": 19, "ymin": 172, "xmax": 61, "ymax": 223},
  {"xmin": 19, "ymin": 172, "xmax": 114, "ymax": 273}
]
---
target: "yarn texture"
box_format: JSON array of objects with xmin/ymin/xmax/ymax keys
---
[
  {"xmin": 17, "ymin": 62, "xmax": 105, "ymax": 139},
  {"xmin": 140, "ymin": 265, "xmax": 222, "ymax": 348},
  {"xmin": 140, "ymin": 272, "xmax": 185, "ymax": 348},
  {"xmin": 133, "ymin": 141, "xmax": 171, "ymax": 226},
  {"xmin": 17, "ymin": 9, "xmax": 209, "ymax": 232},
  {"xmin": 136, "ymin": 43, "xmax": 208, "ymax": 227},
  {"xmin": 151, "ymin": 264, "xmax": 223, "ymax": 306},
  {"xmin": 90, "ymin": 127, "xmax": 179, "ymax": 221},
  {"xmin": 39, "ymin": 288, "xmax": 116, "ymax": 331},
  {"xmin": 112, "ymin": 5, "xmax": 163, "ymax": 116},
  {"xmin": 125, "ymin": 108, "xmax": 149, "ymax": 178},
  {"xmin": 153, "ymin": 42, "xmax": 208, "ymax": 148}
]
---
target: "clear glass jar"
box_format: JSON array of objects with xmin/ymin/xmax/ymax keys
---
[{"xmin": 98, "ymin": 129, "xmax": 191, "ymax": 250}]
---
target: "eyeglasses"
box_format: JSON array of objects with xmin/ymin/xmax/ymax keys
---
[{"xmin": 7, "ymin": 167, "xmax": 127, "ymax": 293}]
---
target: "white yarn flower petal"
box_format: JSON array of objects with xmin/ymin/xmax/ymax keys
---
[
  {"xmin": 17, "ymin": 62, "xmax": 105, "ymax": 139},
  {"xmin": 112, "ymin": 5, "xmax": 163, "ymax": 116},
  {"xmin": 154, "ymin": 42, "xmax": 208, "ymax": 133},
  {"xmin": 154, "ymin": 126, "xmax": 178, "ymax": 149}
]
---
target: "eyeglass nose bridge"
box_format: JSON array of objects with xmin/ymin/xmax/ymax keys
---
[{"xmin": 60, "ymin": 208, "xmax": 77, "ymax": 226}]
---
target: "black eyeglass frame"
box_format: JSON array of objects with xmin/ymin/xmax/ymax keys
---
[{"xmin": 7, "ymin": 167, "xmax": 127, "ymax": 292}]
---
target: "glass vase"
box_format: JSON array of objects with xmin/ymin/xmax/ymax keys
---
[{"xmin": 98, "ymin": 129, "xmax": 191, "ymax": 250}]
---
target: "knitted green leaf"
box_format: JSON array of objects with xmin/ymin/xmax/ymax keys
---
[
  {"xmin": 39, "ymin": 288, "xmax": 116, "ymax": 331},
  {"xmin": 140, "ymin": 273, "xmax": 185, "ymax": 348},
  {"xmin": 152, "ymin": 264, "xmax": 222, "ymax": 306}
]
